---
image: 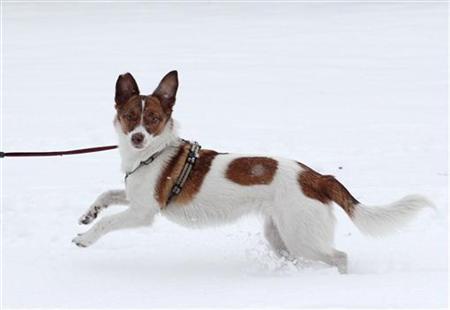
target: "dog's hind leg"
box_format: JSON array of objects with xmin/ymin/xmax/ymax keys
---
[
  {"xmin": 264, "ymin": 216, "xmax": 292, "ymax": 259},
  {"xmin": 308, "ymin": 249, "xmax": 348, "ymax": 274},
  {"xmin": 329, "ymin": 249, "xmax": 348, "ymax": 274},
  {"xmin": 73, "ymin": 203, "xmax": 156, "ymax": 247},
  {"xmin": 79, "ymin": 190, "xmax": 129, "ymax": 225},
  {"xmin": 273, "ymin": 199, "xmax": 347, "ymax": 272}
]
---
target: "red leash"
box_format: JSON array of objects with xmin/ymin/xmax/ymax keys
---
[{"xmin": 0, "ymin": 145, "xmax": 118, "ymax": 158}]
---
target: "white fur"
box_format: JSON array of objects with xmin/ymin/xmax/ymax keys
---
[
  {"xmin": 73, "ymin": 116, "xmax": 432, "ymax": 273},
  {"xmin": 352, "ymin": 195, "xmax": 434, "ymax": 237}
]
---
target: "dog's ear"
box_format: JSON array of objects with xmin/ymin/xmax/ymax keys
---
[
  {"xmin": 115, "ymin": 73, "xmax": 140, "ymax": 107},
  {"xmin": 153, "ymin": 70, "xmax": 178, "ymax": 110}
]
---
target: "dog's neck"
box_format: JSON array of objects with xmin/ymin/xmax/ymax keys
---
[{"xmin": 115, "ymin": 118, "xmax": 181, "ymax": 173}]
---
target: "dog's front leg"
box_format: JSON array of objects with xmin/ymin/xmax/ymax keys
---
[
  {"xmin": 73, "ymin": 203, "xmax": 156, "ymax": 248},
  {"xmin": 79, "ymin": 190, "xmax": 129, "ymax": 225}
]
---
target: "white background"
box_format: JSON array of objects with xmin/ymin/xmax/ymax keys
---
[{"xmin": 2, "ymin": 2, "xmax": 447, "ymax": 308}]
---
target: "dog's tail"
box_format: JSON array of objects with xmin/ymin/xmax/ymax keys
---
[
  {"xmin": 299, "ymin": 164, "xmax": 434, "ymax": 237},
  {"xmin": 350, "ymin": 194, "xmax": 434, "ymax": 237}
]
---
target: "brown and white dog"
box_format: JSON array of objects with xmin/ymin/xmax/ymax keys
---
[{"xmin": 73, "ymin": 71, "xmax": 432, "ymax": 273}]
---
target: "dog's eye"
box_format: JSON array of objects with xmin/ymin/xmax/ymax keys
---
[
  {"xmin": 151, "ymin": 116, "xmax": 160, "ymax": 124},
  {"xmin": 146, "ymin": 113, "xmax": 160, "ymax": 124},
  {"xmin": 124, "ymin": 113, "xmax": 136, "ymax": 121}
]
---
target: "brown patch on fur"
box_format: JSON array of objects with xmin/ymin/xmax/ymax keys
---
[
  {"xmin": 297, "ymin": 162, "xmax": 358, "ymax": 217},
  {"xmin": 116, "ymin": 95, "xmax": 142, "ymax": 134},
  {"xmin": 114, "ymin": 71, "xmax": 178, "ymax": 136},
  {"xmin": 226, "ymin": 157, "xmax": 278, "ymax": 186},
  {"xmin": 143, "ymin": 95, "xmax": 171, "ymax": 135},
  {"xmin": 115, "ymin": 95, "xmax": 172, "ymax": 136},
  {"xmin": 155, "ymin": 144, "xmax": 219, "ymax": 207}
]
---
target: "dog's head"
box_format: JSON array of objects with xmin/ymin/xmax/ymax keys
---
[{"xmin": 114, "ymin": 71, "xmax": 178, "ymax": 150}]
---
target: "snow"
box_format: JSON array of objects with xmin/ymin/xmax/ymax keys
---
[{"xmin": 2, "ymin": 2, "xmax": 447, "ymax": 308}]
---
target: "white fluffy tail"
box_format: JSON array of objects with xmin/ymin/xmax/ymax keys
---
[{"xmin": 351, "ymin": 194, "xmax": 434, "ymax": 237}]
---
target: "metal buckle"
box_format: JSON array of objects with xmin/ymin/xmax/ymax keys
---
[{"xmin": 172, "ymin": 184, "xmax": 181, "ymax": 194}]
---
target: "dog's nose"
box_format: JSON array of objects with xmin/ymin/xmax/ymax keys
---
[{"xmin": 131, "ymin": 133, "xmax": 144, "ymax": 145}]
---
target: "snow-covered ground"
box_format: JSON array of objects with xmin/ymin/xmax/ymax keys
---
[{"xmin": 1, "ymin": 2, "xmax": 447, "ymax": 308}]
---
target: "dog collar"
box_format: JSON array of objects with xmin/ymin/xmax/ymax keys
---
[
  {"xmin": 166, "ymin": 141, "xmax": 201, "ymax": 205},
  {"xmin": 124, "ymin": 145, "xmax": 171, "ymax": 181}
]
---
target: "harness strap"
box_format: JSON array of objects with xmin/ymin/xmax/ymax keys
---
[
  {"xmin": 123, "ymin": 140, "xmax": 201, "ymax": 206},
  {"xmin": 167, "ymin": 141, "xmax": 201, "ymax": 205}
]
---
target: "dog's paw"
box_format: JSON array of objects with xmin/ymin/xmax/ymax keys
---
[
  {"xmin": 78, "ymin": 212, "xmax": 97, "ymax": 225},
  {"xmin": 72, "ymin": 233, "xmax": 94, "ymax": 248},
  {"xmin": 78, "ymin": 203, "xmax": 105, "ymax": 225}
]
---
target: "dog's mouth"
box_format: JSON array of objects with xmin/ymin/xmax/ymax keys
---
[{"xmin": 132, "ymin": 143, "xmax": 145, "ymax": 149}]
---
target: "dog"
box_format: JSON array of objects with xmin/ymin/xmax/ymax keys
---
[{"xmin": 73, "ymin": 70, "xmax": 433, "ymax": 273}]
